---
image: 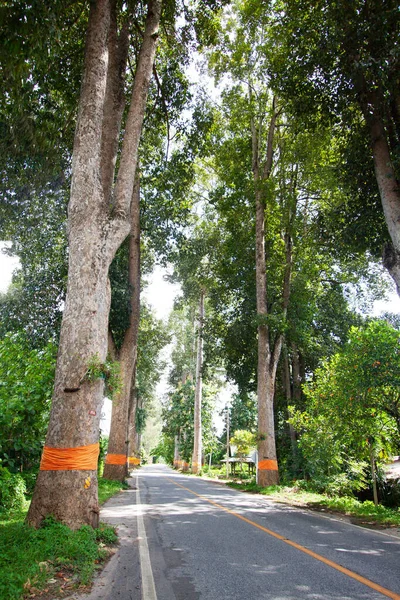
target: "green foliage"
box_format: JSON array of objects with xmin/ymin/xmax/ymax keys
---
[
  {"xmin": 98, "ymin": 434, "xmax": 109, "ymax": 474},
  {"xmin": 0, "ymin": 514, "xmax": 117, "ymax": 600},
  {"xmin": 0, "ymin": 467, "xmax": 27, "ymax": 512},
  {"xmin": 95, "ymin": 522, "xmax": 118, "ymax": 546},
  {"xmin": 264, "ymin": 0, "xmax": 398, "ymax": 258},
  {"xmin": 0, "ymin": 184, "xmax": 69, "ymax": 346},
  {"xmin": 85, "ymin": 354, "xmax": 122, "ymax": 400},
  {"xmin": 150, "ymin": 436, "xmax": 175, "ymax": 465},
  {"xmin": 98, "ymin": 478, "xmax": 128, "ymax": 506},
  {"xmin": 201, "ymin": 6, "xmax": 384, "ymax": 401},
  {"xmin": 163, "ymin": 380, "xmax": 197, "ymax": 463},
  {"xmin": 290, "ymin": 320, "xmax": 400, "ymax": 495},
  {"xmin": 225, "ymin": 480, "xmax": 400, "ymax": 527},
  {"xmin": 135, "ymin": 407, "xmax": 147, "ymax": 434},
  {"xmin": 162, "ymin": 374, "xmax": 216, "ymax": 465},
  {"xmin": 136, "ymin": 304, "xmax": 170, "ymax": 409},
  {"xmin": 0, "ymin": 333, "xmax": 57, "ymax": 470},
  {"xmin": 222, "ymin": 393, "xmax": 257, "ymax": 444},
  {"xmin": 230, "ymin": 430, "xmax": 256, "ymax": 458},
  {"xmin": 20, "ymin": 472, "xmax": 37, "ymax": 497},
  {"xmin": 298, "ymin": 462, "xmax": 369, "ymax": 498}
]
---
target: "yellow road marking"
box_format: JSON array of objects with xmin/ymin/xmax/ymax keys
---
[{"xmin": 166, "ymin": 477, "xmax": 400, "ymax": 600}]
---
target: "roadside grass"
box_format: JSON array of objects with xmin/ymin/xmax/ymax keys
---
[
  {"xmin": 226, "ymin": 480, "xmax": 400, "ymax": 528},
  {"xmin": 98, "ymin": 477, "xmax": 129, "ymax": 504},
  {"xmin": 0, "ymin": 478, "xmax": 124, "ymax": 600}
]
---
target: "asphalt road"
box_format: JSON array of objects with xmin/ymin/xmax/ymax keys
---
[{"xmin": 72, "ymin": 464, "xmax": 400, "ymax": 600}]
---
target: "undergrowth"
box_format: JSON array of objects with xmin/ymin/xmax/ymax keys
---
[
  {"xmin": 0, "ymin": 478, "xmax": 124, "ymax": 599},
  {"xmin": 226, "ymin": 480, "xmax": 400, "ymax": 527}
]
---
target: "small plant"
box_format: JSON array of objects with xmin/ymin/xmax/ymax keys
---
[
  {"xmin": 98, "ymin": 478, "xmax": 127, "ymax": 504},
  {"xmin": 0, "ymin": 493, "xmax": 121, "ymax": 598},
  {"xmin": 0, "ymin": 466, "xmax": 27, "ymax": 512},
  {"xmin": 95, "ymin": 523, "xmax": 118, "ymax": 545},
  {"xmin": 84, "ymin": 354, "xmax": 122, "ymax": 399}
]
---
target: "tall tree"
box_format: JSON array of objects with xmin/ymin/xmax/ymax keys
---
[
  {"xmin": 208, "ymin": 9, "xmax": 296, "ymax": 485},
  {"xmin": 104, "ymin": 177, "xmax": 141, "ymax": 481},
  {"xmin": 192, "ymin": 288, "xmax": 205, "ymax": 473},
  {"xmin": 266, "ymin": 0, "xmax": 400, "ymax": 293},
  {"xmin": 27, "ymin": 0, "xmax": 162, "ymax": 528}
]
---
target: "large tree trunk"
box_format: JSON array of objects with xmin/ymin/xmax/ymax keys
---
[
  {"xmin": 127, "ymin": 387, "xmax": 140, "ymax": 470},
  {"xmin": 371, "ymin": 117, "xmax": 400, "ymax": 294},
  {"xmin": 127, "ymin": 177, "xmax": 141, "ymax": 470},
  {"xmin": 362, "ymin": 94, "xmax": 400, "ymax": 295},
  {"xmin": 255, "ymin": 193, "xmax": 279, "ymax": 486},
  {"xmin": 174, "ymin": 434, "xmax": 181, "ymax": 469},
  {"xmin": 104, "ymin": 176, "xmax": 141, "ymax": 481},
  {"xmin": 192, "ymin": 290, "xmax": 204, "ymax": 474},
  {"xmin": 27, "ymin": 0, "xmax": 161, "ymax": 528},
  {"xmin": 252, "ymin": 100, "xmax": 280, "ymax": 487},
  {"xmin": 283, "ymin": 348, "xmax": 297, "ymax": 457}
]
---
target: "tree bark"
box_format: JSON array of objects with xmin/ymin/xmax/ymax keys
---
[
  {"xmin": 28, "ymin": 0, "xmax": 114, "ymax": 529},
  {"xmin": 252, "ymin": 101, "xmax": 280, "ymax": 487},
  {"xmin": 369, "ymin": 442, "xmax": 379, "ymax": 506},
  {"xmin": 283, "ymin": 349, "xmax": 297, "ymax": 456},
  {"xmin": 174, "ymin": 434, "xmax": 181, "ymax": 469},
  {"xmin": 362, "ymin": 94, "xmax": 400, "ymax": 295},
  {"xmin": 127, "ymin": 175, "xmax": 141, "ymax": 469},
  {"xmin": 27, "ymin": 0, "xmax": 161, "ymax": 528},
  {"xmin": 127, "ymin": 387, "xmax": 140, "ymax": 469},
  {"xmin": 192, "ymin": 290, "xmax": 204, "ymax": 474},
  {"xmin": 113, "ymin": 0, "xmax": 161, "ymax": 219},
  {"xmin": 100, "ymin": 2, "xmax": 129, "ymax": 205},
  {"xmin": 253, "ymin": 99, "xmax": 294, "ymax": 487},
  {"xmin": 104, "ymin": 176, "xmax": 141, "ymax": 481}
]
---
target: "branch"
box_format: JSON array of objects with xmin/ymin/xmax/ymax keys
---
[
  {"xmin": 113, "ymin": 0, "xmax": 162, "ymax": 222},
  {"xmin": 100, "ymin": 3, "xmax": 130, "ymax": 208},
  {"xmin": 249, "ymin": 87, "xmax": 259, "ymax": 178},
  {"xmin": 262, "ymin": 97, "xmax": 280, "ymax": 180}
]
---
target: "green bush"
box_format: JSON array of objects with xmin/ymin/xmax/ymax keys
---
[
  {"xmin": 0, "ymin": 466, "xmax": 26, "ymax": 512},
  {"xmin": 20, "ymin": 471, "xmax": 37, "ymax": 496},
  {"xmin": 0, "ymin": 514, "xmax": 118, "ymax": 599},
  {"xmin": 379, "ymin": 477, "xmax": 400, "ymax": 508},
  {"xmin": 0, "ymin": 333, "xmax": 57, "ymax": 471}
]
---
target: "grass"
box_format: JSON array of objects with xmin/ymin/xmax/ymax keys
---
[
  {"xmin": 182, "ymin": 466, "xmax": 400, "ymax": 527},
  {"xmin": 0, "ymin": 477, "xmax": 125, "ymax": 600},
  {"xmin": 98, "ymin": 477, "xmax": 129, "ymax": 504},
  {"xmin": 226, "ymin": 480, "xmax": 400, "ymax": 528}
]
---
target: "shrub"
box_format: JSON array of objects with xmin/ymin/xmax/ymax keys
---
[
  {"xmin": 20, "ymin": 471, "xmax": 37, "ymax": 496},
  {"xmin": 379, "ymin": 477, "xmax": 400, "ymax": 508},
  {"xmin": 0, "ymin": 466, "xmax": 26, "ymax": 511}
]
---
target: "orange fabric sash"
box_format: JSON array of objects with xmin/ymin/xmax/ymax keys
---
[
  {"xmin": 40, "ymin": 443, "xmax": 100, "ymax": 471},
  {"xmin": 105, "ymin": 453, "xmax": 127, "ymax": 465},
  {"xmin": 258, "ymin": 459, "xmax": 278, "ymax": 471}
]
